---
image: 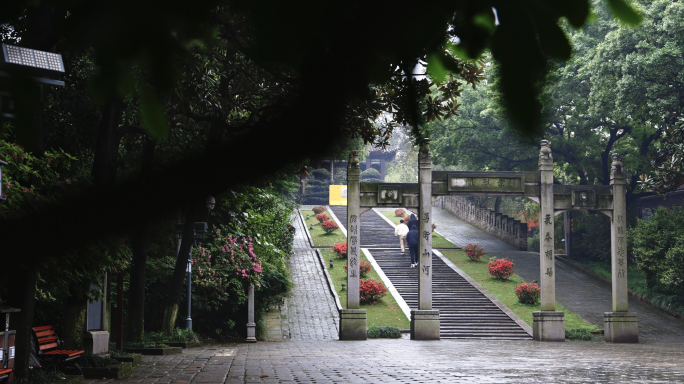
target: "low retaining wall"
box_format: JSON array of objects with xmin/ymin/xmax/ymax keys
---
[{"xmin": 434, "ymin": 196, "xmax": 528, "ymax": 251}]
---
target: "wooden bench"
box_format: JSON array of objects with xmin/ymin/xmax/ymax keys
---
[
  {"xmin": 32, "ymin": 326, "xmax": 84, "ymax": 363},
  {"xmin": 0, "ymin": 368, "xmax": 12, "ymax": 381}
]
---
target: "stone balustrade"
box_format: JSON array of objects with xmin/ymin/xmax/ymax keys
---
[{"xmin": 434, "ymin": 196, "xmax": 528, "ymax": 251}]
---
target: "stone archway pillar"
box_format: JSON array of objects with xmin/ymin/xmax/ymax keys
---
[
  {"xmin": 533, "ymin": 140, "xmax": 565, "ymax": 341},
  {"xmin": 411, "ymin": 138, "xmax": 440, "ymax": 340},
  {"xmin": 605, "ymin": 153, "xmax": 638, "ymax": 343},
  {"xmin": 339, "ymin": 150, "xmax": 367, "ymax": 340}
]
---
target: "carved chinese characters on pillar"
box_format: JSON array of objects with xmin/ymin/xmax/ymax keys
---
[
  {"xmin": 545, "ymin": 249, "xmax": 552, "ymax": 259},
  {"xmin": 546, "ymin": 268, "xmax": 553, "ymax": 277},
  {"xmin": 616, "ymin": 215, "xmax": 626, "ymax": 279},
  {"xmin": 544, "ymin": 232, "xmax": 552, "ymax": 242},
  {"xmin": 544, "ymin": 214, "xmax": 552, "ymax": 225},
  {"xmin": 349, "ymin": 215, "xmax": 359, "ymax": 278},
  {"xmin": 422, "ymin": 265, "xmax": 430, "ymax": 276}
]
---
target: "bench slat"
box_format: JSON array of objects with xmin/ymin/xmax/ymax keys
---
[
  {"xmin": 43, "ymin": 350, "xmax": 84, "ymax": 357},
  {"xmin": 32, "ymin": 325, "xmax": 53, "ymax": 331},
  {"xmin": 36, "ymin": 329, "xmax": 55, "ymax": 336},
  {"xmin": 38, "ymin": 336, "xmax": 57, "ymax": 343},
  {"xmin": 39, "ymin": 342, "xmax": 58, "ymax": 350}
]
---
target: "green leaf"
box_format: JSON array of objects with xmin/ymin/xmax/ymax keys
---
[
  {"xmin": 426, "ymin": 52, "xmax": 448, "ymax": 84},
  {"xmin": 473, "ymin": 13, "xmax": 495, "ymax": 32},
  {"xmin": 606, "ymin": 0, "xmax": 642, "ymax": 26},
  {"xmin": 140, "ymin": 86, "xmax": 169, "ymax": 140}
]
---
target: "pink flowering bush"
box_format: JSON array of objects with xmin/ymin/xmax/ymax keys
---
[
  {"xmin": 487, "ymin": 258, "xmax": 514, "ymax": 280},
  {"xmin": 192, "ymin": 229, "xmax": 264, "ymax": 305},
  {"xmin": 315, "ymin": 213, "xmax": 330, "ymax": 223},
  {"xmin": 395, "ymin": 209, "xmax": 405, "ymax": 217},
  {"xmin": 343, "ymin": 260, "xmax": 371, "ymax": 278},
  {"xmin": 359, "ymin": 279, "xmax": 387, "ymax": 304},
  {"xmin": 332, "ymin": 242, "xmax": 347, "ymax": 258},
  {"xmin": 321, "ymin": 219, "xmax": 339, "ymax": 233},
  {"xmin": 464, "ymin": 243, "xmax": 486, "ymax": 262},
  {"xmin": 312, "ymin": 206, "xmax": 326, "ymax": 214},
  {"xmin": 515, "ymin": 282, "xmax": 541, "ymax": 304}
]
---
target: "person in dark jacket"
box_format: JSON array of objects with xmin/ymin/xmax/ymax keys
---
[
  {"xmin": 407, "ymin": 225, "xmax": 419, "ymax": 268},
  {"xmin": 407, "ymin": 214, "xmax": 419, "ymax": 232}
]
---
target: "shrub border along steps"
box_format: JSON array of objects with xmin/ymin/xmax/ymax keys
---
[
  {"xmin": 556, "ymin": 256, "xmax": 684, "ymax": 321},
  {"xmin": 433, "ymin": 249, "xmax": 533, "ymax": 336},
  {"xmin": 374, "ymin": 208, "xmax": 531, "ymax": 337},
  {"xmin": 362, "ymin": 248, "xmax": 411, "ymax": 328}
]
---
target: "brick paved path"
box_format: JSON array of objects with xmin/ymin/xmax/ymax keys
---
[
  {"xmin": 432, "ymin": 206, "xmax": 684, "ymax": 343},
  {"xmin": 84, "ymin": 339, "xmax": 684, "ymax": 383},
  {"xmin": 286, "ymin": 211, "xmax": 339, "ymax": 340}
]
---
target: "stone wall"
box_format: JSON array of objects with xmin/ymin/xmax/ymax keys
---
[{"xmin": 434, "ymin": 196, "xmax": 528, "ymax": 251}]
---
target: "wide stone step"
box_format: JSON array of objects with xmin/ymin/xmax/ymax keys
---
[{"xmin": 328, "ymin": 206, "xmax": 531, "ymax": 340}]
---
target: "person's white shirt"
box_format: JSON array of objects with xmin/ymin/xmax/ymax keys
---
[{"xmin": 394, "ymin": 223, "xmax": 409, "ymax": 237}]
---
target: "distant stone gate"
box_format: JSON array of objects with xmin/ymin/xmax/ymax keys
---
[{"xmin": 340, "ymin": 139, "xmax": 637, "ymax": 343}]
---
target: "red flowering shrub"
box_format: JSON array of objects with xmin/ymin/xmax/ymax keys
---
[
  {"xmin": 312, "ymin": 206, "xmax": 326, "ymax": 214},
  {"xmin": 395, "ymin": 208, "xmax": 406, "ymax": 217},
  {"xmin": 404, "ymin": 214, "xmax": 411, "ymax": 223},
  {"xmin": 321, "ymin": 219, "xmax": 339, "ymax": 233},
  {"xmin": 333, "ymin": 242, "xmax": 348, "ymax": 258},
  {"xmin": 359, "ymin": 279, "xmax": 387, "ymax": 304},
  {"xmin": 487, "ymin": 258, "xmax": 514, "ymax": 280},
  {"xmin": 343, "ymin": 260, "xmax": 371, "ymax": 278},
  {"xmin": 315, "ymin": 213, "xmax": 330, "ymax": 223},
  {"xmin": 464, "ymin": 243, "xmax": 486, "ymax": 262},
  {"xmin": 515, "ymin": 282, "xmax": 541, "ymax": 304}
]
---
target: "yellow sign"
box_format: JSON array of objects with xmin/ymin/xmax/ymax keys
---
[{"xmin": 329, "ymin": 185, "xmax": 348, "ymax": 206}]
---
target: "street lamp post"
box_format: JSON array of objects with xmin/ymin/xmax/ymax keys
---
[{"xmin": 177, "ymin": 197, "xmax": 215, "ymax": 330}]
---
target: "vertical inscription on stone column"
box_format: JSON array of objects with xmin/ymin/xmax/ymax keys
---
[
  {"xmin": 616, "ymin": 215, "xmax": 626, "ymax": 280},
  {"xmin": 349, "ymin": 214, "xmax": 359, "ymax": 279}
]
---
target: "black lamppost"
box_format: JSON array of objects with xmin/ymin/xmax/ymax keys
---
[{"xmin": 176, "ymin": 196, "xmax": 216, "ymax": 330}]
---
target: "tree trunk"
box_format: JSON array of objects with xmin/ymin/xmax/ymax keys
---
[
  {"xmin": 61, "ymin": 283, "xmax": 88, "ymax": 350},
  {"xmin": 123, "ymin": 138, "xmax": 156, "ymax": 342},
  {"xmin": 161, "ymin": 207, "xmax": 198, "ymax": 334},
  {"xmin": 6, "ymin": 267, "xmax": 38, "ymax": 378}
]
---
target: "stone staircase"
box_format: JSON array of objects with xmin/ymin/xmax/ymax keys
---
[{"xmin": 329, "ymin": 205, "xmax": 532, "ymax": 340}]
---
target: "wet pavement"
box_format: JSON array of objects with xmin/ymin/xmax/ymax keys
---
[
  {"xmin": 431, "ymin": 206, "xmax": 684, "ymax": 344},
  {"xmin": 83, "ymin": 339, "xmax": 684, "ymax": 383},
  {"xmin": 80, "ymin": 207, "xmax": 684, "ymax": 383}
]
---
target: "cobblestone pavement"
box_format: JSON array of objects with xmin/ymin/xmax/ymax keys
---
[
  {"xmin": 84, "ymin": 338, "xmax": 684, "ymax": 383},
  {"xmin": 430, "ymin": 208, "xmax": 515, "ymax": 252},
  {"xmin": 287, "ymin": 211, "xmax": 339, "ymax": 340},
  {"xmin": 431, "ymin": 207, "xmax": 684, "ymax": 343}
]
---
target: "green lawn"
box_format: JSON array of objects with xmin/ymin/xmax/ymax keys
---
[
  {"xmin": 440, "ymin": 250, "xmax": 600, "ymax": 332},
  {"xmin": 301, "ymin": 209, "xmax": 346, "ymax": 246},
  {"xmin": 379, "ymin": 210, "xmax": 458, "ymax": 249},
  {"xmin": 321, "ymin": 249, "xmax": 410, "ymax": 329}
]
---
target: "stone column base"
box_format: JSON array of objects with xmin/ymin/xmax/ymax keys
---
[
  {"xmin": 533, "ymin": 311, "xmax": 565, "ymax": 342},
  {"xmin": 604, "ymin": 312, "xmax": 638, "ymax": 343},
  {"xmin": 410, "ymin": 310, "xmax": 440, "ymax": 340},
  {"xmin": 84, "ymin": 331, "xmax": 110, "ymax": 354},
  {"xmin": 246, "ymin": 322, "xmax": 257, "ymax": 343},
  {"xmin": 339, "ymin": 309, "xmax": 367, "ymax": 340}
]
